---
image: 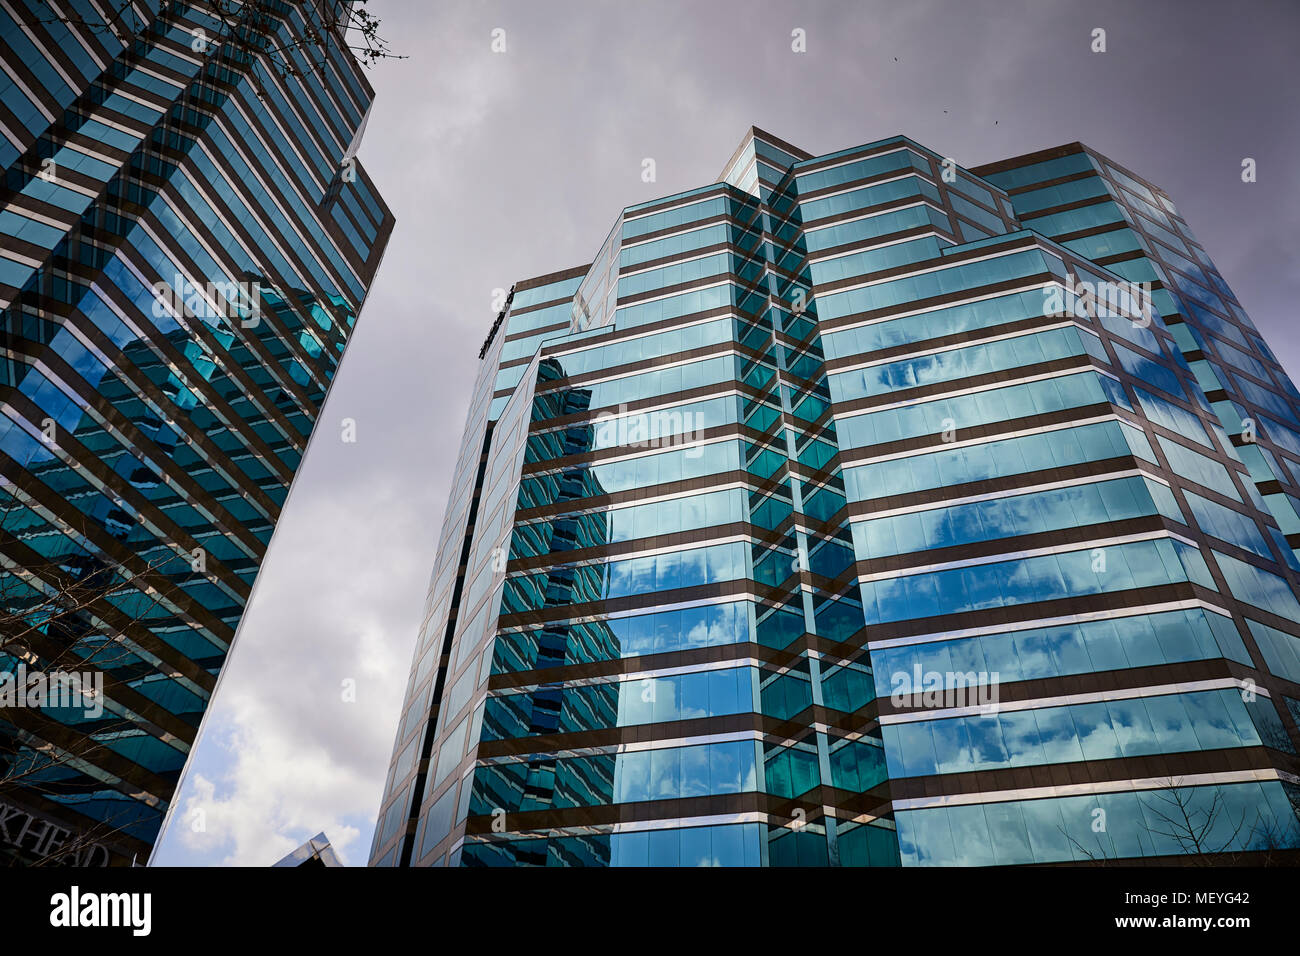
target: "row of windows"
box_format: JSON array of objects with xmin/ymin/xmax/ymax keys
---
[
  {"xmin": 483, "ymin": 664, "xmax": 753, "ymax": 738},
  {"xmin": 1105, "ymin": 336, "xmax": 1180, "ymax": 396},
  {"xmin": 949, "ymin": 192, "xmax": 1005, "ymax": 236},
  {"xmin": 1059, "ymin": 227, "xmax": 1144, "ymax": 262},
  {"xmin": 589, "ymin": 394, "xmax": 735, "ymax": 451},
  {"xmin": 491, "ymin": 601, "xmax": 752, "ymax": 673},
  {"xmin": 524, "ymin": 394, "xmax": 737, "ymax": 465},
  {"xmin": 803, "ymin": 203, "xmax": 948, "ymax": 254},
  {"xmin": 501, "ymin": 540, "xmax": 748, "ymax": 612},
  {"xmin": 1232, "ymin": 370, "xmax": 1299, "ymax": 426},
  {"xmin": 1020, "ymin": 199, "xmax": 1124, "ymax": 237},
  {"xmin": 809, "ymin": 235, "xmax": 949, "ymax": 286},
  {"xmin": 795, "ymin": 147, "xmax": 925, "ymax": 193},
  {"xmin": 1012, "ymin": 175, "xmax": 1111, "ymax": 215},
  {"xmin": 615, "ymin": 282, "xmax": 733, "ymax": 330},
  {"xmin": 499, "ymin": 327, "xmax": 568, "ymax": 364},
  {"xmin": 851, "ymin": 474, "xmax": 1178, "ymax": 561},
  {"xmin": 823, "ymin": 287, "xmax": 1063, "ymax": 361},
  {"xmin": 461, "ymin": 822, "xmax": 764, "ymax": 867},
  {"xmin": 800, "ymin": 174, "xmax": 942, "ymax": 224},
  {"xmin": 509, "ymin": 487, "xmax": 747, "ymax": 557},
  {"xmin": 620, "ymin": 221, "xmax": 739, "ymax": 268},
  {"xmin": 622, "ymin": 194, "xmax": 731, "ymax": 240},
  {"xmin": 1136, "ymin": 209, "xmax": 1193, "ymax": 257},
  {"xmin": 517, "ymin": 439, "xmax": 742, "ymax": 508},
  {"xmin": 1153, "ymin": 433, "xmax": 1241, "ymax": 501},
  {"xmin": 844, "ymin": 420, "xmax": 1150, "ymax": 501},
  {"xmin": 837, "ymin": 369, "xmax": 1105, "ymax": 452},
  {"xmin": 1248, "ymin": 618, "xmax": 1300, "ymax": 685},
  {"xmin": 1186, "ymin": 299, "xmax": 1251, "ymax": 351},
  {"xmin": 1134, "ymin": 385, "xmax": 1213, "ymax": 447},
  {"xmin": 830, "ymin": 325, "xmax": 1087, "ymax": 405},
  {"xmin": 1259, "ymin": 412, "xmax": 1300, "ymax": 460},
  {"xmin": 818, "ymin": 248, "xmax": 1060, "ymax": 322},
  {"xmin": 468, "ymin": 739, "xmax": 759, "ymax": 814},
  {"xmin": 506, "ymin": 300, "xmax": 574, "ymax": 336},
  {"xmin": 617, "ymin": 251, "xmax": 733, "ymax": 300},
  {"xmin": 545, "ymin": 317, "xmax": 733, "ymax": 378},
  {"xmin": 859, "ymin": 537, "xmax": 1214, "ymax": 626},
  {"xmin": 1185, "ymin": 490, "xmax": 1280, "ymax": 565},
  {"xmin": 896, "ymin": 781, "xmax": 1299, "ymax": 866},
  {"xmin": 871, "ymin": 607, "xmax": 1251, "ymax": 695},
  {"xmin": 531, "ymin": 355, "xmax": 739, "ymax": 422},
  {"xmin": 510, "ymin": 276, "xmax": 584, "ymax": 310},
  {"xmin": 1214, "ymin": 549, "xmax": 1300, "ymax": 625},
  {"xmin": 883, "ymin": 688, "xmax": 1285, "ymax": 780}
]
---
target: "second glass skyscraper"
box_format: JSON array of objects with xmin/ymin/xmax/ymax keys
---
[
  {"xmin": 0, "ymin": 0, "xmax": 391, "ymax": 865},
  {"xmin": 373, "ymin": 127, "xmax": 1300, "ymax": 867}
]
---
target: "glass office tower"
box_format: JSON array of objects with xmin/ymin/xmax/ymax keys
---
[
  {"xmin": 0, "ymin": 1, "xmax": 391, "ymax": 865},
  {"xmin": 372, "ymin": 126, "xmax": 1300, "ymax": 867}
]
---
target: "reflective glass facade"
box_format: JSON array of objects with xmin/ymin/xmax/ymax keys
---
[
  {"xmin": 373, "ymin": 127, "xmax": 1300, "ymax": 867},
  {"xmin": 0, "ymin": 1, "xmax": 391, "ymax": 865}
]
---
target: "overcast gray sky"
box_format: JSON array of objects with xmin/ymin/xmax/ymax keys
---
[{"xmin": 151, "ymin": 0, "xmax": 1300, "ymax": 865}]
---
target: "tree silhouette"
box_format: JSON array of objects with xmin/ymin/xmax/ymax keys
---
[
  {"xmin": 1, "ymin": 519, "xmax": 198, "ymax": 866},
  {"xmin": 31, "ymin": 0, "xmax": 403, "ymax": 89},
  {"xmin": 1060, "ymin": 777, "xmax": 1300, "ymax": 866}
]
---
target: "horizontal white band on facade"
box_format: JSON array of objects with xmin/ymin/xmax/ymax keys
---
[
  {"xmin": 494, "ymin": 592, "xmax": 763, "ymax": 633},
  {"xmin": 802, "ymin": 198, "xmax": 944, "ymax": 238},
  {"xmin": 490, "ymin": 655, "xmax": 760, "ymax": 696},
  {"xmin": 544, "ymin": 313, "xmax": 739, "ymax": 361},
  {"xmin": 855, "ymin": 527, "xmax": 1199, "ymax": 583},
  {"xmin": 525, "ymin": 434, "xmax": 742, "ymax": 475},
  {"xmin": 531, "ymin": 387, "xmax": 746, "ymax": 436},
  {"xmin": 1, "ymin": 199, "xmax": 68, "ymax": 232},
  {"xmin": 880, "ymin": 676, "xmax": 1263, "ymax": 725},
  {"xmin": 609, "ymin": 811, "xmax": 768, "ymax": 835},
  {"xmin": 0, "ymin": 250, "xmax": 42, "ymax": 269},
  {"xmin": 617, "ymin": 248, "xmax": 741, "ymax": 281},
  {"xmin": 865, "ymin": 598, "xmax": 1235, "ymax": 651},
  {"xmin": 515, "ymin": 480, "xmax": 751, "ymax": 525},
  {"xmin": 795, "ymin": 145, "xmax": 914, "ymax": 182},
  {"xmin": 612, "ymin": 277, "xmax": 735, "ymax": 310},
  {"xmin": 0, "ymin": 114, "xmax": 23, "ymax": 152},
  {"xmin": 829, "ymin": 810, "xmax": 896, "ymax": 829},
  {"xmin": 461, "ymin": 811, "xmax": 771, "ymax": 843},
  {"xmin": 133, "ymin": 62, "xmax": 185, "ymax": 93},
  {"xmin": 476, "ymin": 730, "xmax": 764, "ymax": 765},
  {"xmin": 505, "ymin": 532, "xmax": 750, "ymax": 579},
  {"xmin": 622, "ymin": 189, "xmax": 727, "ymax": 225},
  {"xmin": 808, "ymin": 229, "xmax": 950, "ymax": 268},
  {"xmin": 891, "ymin": 768, "xmax": 1300, "ymax": 813}
]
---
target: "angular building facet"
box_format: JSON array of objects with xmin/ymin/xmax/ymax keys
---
[
  {"xmin": 372, "ymin": 126, "xmax": 1300, "ymax": 867},
  {"xmin": 273, "ymin": 831, "xmax": 342, "ymax": 868},
  {"xmin": 0, "ymin": 1, "xmax": 391, "ymax": 865}
]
